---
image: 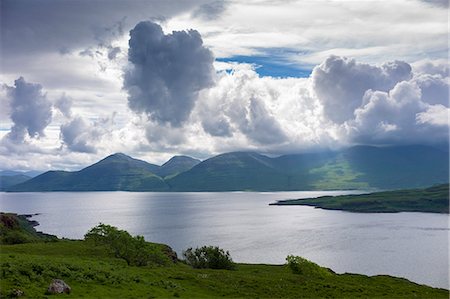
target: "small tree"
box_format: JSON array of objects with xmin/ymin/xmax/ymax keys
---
[
  {"xmin": 183, "ymin": 246, "xmax": 235, "ymax": 270},
  {"xmin": 84, "ymin": 223, "xmax": 169, "ymax": 266}
]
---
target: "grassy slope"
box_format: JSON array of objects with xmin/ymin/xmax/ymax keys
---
[
  {"xmin": 0, "ymin": 214, "xmax": 448, "ymax": 298},
  {"xmin": 1, "ymin": 241, "xmax": 448, "ymax": 298},
  {"xmin": 272, "ymin": 184, "xmax": 449, "ymax": 213}
]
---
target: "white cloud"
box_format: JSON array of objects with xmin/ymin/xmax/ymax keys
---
[
  {"xmin": 165, "ymin": 0, "xmax": 448, "ymax": 65},
  {"xmin": 416, "ymin": 105, "xmax": 449, "ymax": 127},
  {"xmin": 346, "ymin": 79, "xmax": 448, "ymax": 145}
]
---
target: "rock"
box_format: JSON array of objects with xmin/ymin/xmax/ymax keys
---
[
  {"xmin": 162, "ymin": 244, "xmax": 178, "ymax": 263},
  {"xmin": 47, "ymin": 279, "xmax": 71, "ymax": 294},
  {"xmin": 10, "ymin": 288, "xmax": 24, "ymax": 297}
]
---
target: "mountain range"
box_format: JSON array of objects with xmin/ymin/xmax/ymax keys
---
[{"xmin": 3, "ymin": 145, "xmax": 449, "ymax": 192}]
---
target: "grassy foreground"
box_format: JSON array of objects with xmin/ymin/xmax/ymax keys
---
[
  {"xmin": 1, "ymin": 214, "xmax": 448, "ymax": 298},
  {"xmin": 271, "ymin": 184, "xmax": 449, "ymax": 213}
]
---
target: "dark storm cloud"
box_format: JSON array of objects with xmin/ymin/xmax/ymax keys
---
[
  {"xmin": 3, "ymin": 77, "xmax": 52, "ymax": 143},
  {"xmin": 421, "ymin": 0, "xmax": 449, "ymax": 7},
  {"xmin": 201, "ymin": 117, "xmax": 232, "ymax": 137},
  {"xmin": 1, "ymin": 0, "xmax": 210, "ymax": 57},
  {"xmin": 124, "ymin": 21, "xmax": 215, "ymax": 126},
  {"xmin": 107, "ymin": 47, "xmax": 121, "ymax": 60},
  {"xmin": 312, "ymin": 56, "xmax": 412, "ymax": 124}
]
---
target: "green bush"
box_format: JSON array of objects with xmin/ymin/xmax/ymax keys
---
[
  {"xmin": 286, "ymin": 255, "xmax": 332, "ymax": 277},
  {"xmin": 183, "ymin": 246, "xmax": 235, "ymax": 270},
  {"xmin": 84, "ymin": 223, "xmax": 170, "ymax": 266}
]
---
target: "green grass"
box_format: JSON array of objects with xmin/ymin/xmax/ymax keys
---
[
  {"xmin": 309, "ymin": 157, "xmax": 370, "ymax": 190},
  {"xmin": 1, "ymin": 241, "xmax": 448, "ymax": 298},
  {"xmin": 272, "ymin": 184, "xmax": 449, "ymax": 213}
]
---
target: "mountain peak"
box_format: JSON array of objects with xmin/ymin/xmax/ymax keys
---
[
  {"xmin": 162, "ymin": 155, "xmax": 200, "ymax": 166},
  {"xmin": 158, "ymin": 155, "xmax": 200, "ymax": 178},
  {"xmin": 106, "ymin": 153, "xmax": 132, "ymax": 160}
]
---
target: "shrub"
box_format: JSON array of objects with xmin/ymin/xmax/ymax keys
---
[
  {"xmin": 286, "ymin": 255, "xmax": 332, "ymax": 277},
  {"xmin": 183, "ymin": 246, "xmax": 235, "ymax": 270},
  {"xmin": 84, "ymin": 224, "xmax": 170, "ymax": 266}
]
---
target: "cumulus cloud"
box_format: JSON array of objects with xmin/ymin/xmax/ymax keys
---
[
  {"xmin": 312, "ymin": 56, "xmax": 412, "ymax": 124},
  {"xmin": 195, "ymin": 57, "xmax": 449, "ymax": 150},
  {"xmin": 345, "ymin": 77, "xmax": 448, "ymax": 145},
  {"xmin": 59, "ymin": 112, "xmax": 119, "ymax": 154},
  {"xmin": 3, "ymin": 77, "xmax": 52, "ymax": 143},
  {"xmin": 124, "ymin": 21, "xmax": 215, "ymax": 127},
  {"xmin": 195, "ymin": 63, "xmax": 320, "ymax": 149},
  {"xmin": 60, "ymin": 117, "xmax": 97, "ymax": 153}
]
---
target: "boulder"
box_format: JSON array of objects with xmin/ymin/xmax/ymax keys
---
[
  {"xmin": 47, "ymin": 279, "xmax": 71, "ymax": 294},
  {"xmin": 10, "ymin": 288, "xmax": 24, "ymax": 297}
]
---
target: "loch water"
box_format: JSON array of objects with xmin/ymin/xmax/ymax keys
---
[{"xmin": 0, "ymin": 191, "xmax": 448, "ymax": 289}]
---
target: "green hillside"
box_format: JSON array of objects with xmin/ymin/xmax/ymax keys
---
[
  {"xmin": 8, "ymin": 154, "xmax": 169, "ymax": 192},
  {"xmin": 167, "ymin": 152, "xmax": 289, "ymax": 191},
  {"xmin": 1, "ymin": 217, "xmax": 447, "ymax": 298},
  {"xmin": 272, "ymin": 184, "xmax": 449, "ymax": 213},
  {"xmin": 6, "ymin": 145, "xmax": 449, "ymax": 192}
]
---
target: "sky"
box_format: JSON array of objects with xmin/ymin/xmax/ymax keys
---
[{"xmin": 0, "ymin": 0, "xmax": 449, "ymax": 171}]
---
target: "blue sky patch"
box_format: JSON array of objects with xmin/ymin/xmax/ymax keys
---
[{"xmin": 216, "ymin": 55, "xmax": 312, "ymax": 78}]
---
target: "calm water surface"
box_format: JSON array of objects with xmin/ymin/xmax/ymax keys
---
[{"xmin": 0, "ymin": 191, "xmax": 448, "ymax": 289}]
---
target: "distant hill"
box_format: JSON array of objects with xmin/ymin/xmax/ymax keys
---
[
  {"xmin": 6, "ymin": 145, "xmax": 449, "ymax": 192},
  {"xmin": 167, "ymin": 152, "xmax": 287, "ymax": 191},
  {"xmin": 8, "ymin": 153, "xmax": 168, "ymax": 192},
  {"xmin": 168, "ymin": 145, "xmax": 448, "ymax": 191},
  {"xmin": 0, "ymin": 175, "xmax": 31, "ymax": 191},
  {"xmin": 0, "ymin": 170, "xmax": 42, "ymax": 178}
]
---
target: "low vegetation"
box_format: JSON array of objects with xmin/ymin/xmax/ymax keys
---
[
  {"xmin": 183, "ymin": 246, "xmax": 235, "ymax": 270},
  {"xmin": 286, "ymin": 255, "xmax": 332, "ymax": 277},
  {"xmin": 272, "ymin": 183, "xmax": 449, "ymax": 213},
  {"xmin": 0, "ymin": 213, "xmax": 448, "ymax": 298}
]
